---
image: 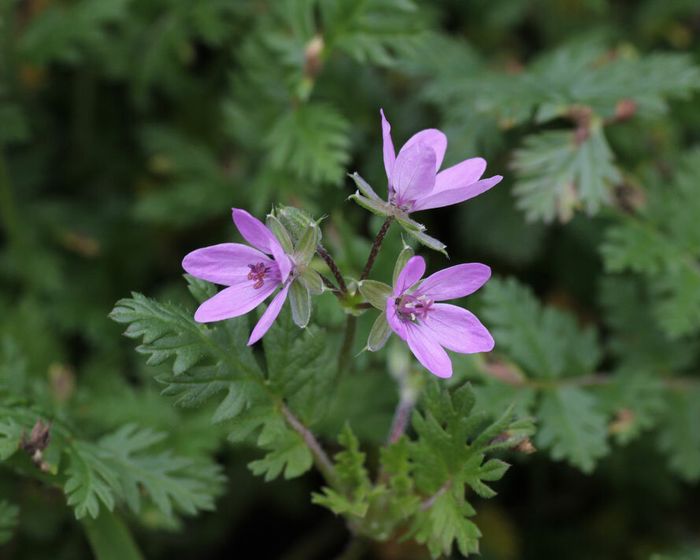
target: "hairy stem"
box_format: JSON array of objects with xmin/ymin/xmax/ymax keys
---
[
  {"xmin": 387, "ymin": 390, "xmax": 417, "ymax": 444},
  {"xmin": 317, "ymin": 244, "xmax": 347, "ymax": 294},
  {"xmin": 280, "ymin": 403, "xmax": 337, "ymax": 487},
  {"xmin": 360, "ymin": 217, "xmax": 393, "ymax": 281},
  {"xmin": 337, "ymin": 315, "xmax": 357, "ymax": 375}
]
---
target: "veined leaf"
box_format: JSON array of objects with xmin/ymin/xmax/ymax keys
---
[
  {"xmin": 513, "ymin": 125, "xmax": 621, "ymax": 223},
  {"xmin": 536, "ymin": 386, "xmax": 609, "ymax": 473}
]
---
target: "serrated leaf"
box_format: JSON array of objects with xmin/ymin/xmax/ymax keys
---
[
  {"xmin": 601, "ymin": 150, "xmax": 700, "ymax": 338},
  {"xmin": 410, "ymin": 489, "xmax": 480, "ymax": 559},
  {"xmin": 481, "ymin": 277, "xmax": 600, "ymax": 379},
  {"xmin": 263, "ymin": 308, "xmax": 332, "ymax": 424},
  {"xmin": 536, "ymin": 387, "xmax": 609, "ymax": 473},
  {"xmin": 657, "ymin": 389, "xmax": 700, "ymax": 482},
  {"xmin": 0, "ymin": 419, "xmax": 22, "ymax": 461},
  {"xmin": 266, "ymin": 103, "xmax": 350, "ymax": 185},
  {"xmin": 320, "ymin": 0, "xmax": 424, "ymax": 66},
  {"xmin": 248, "ymin": 427, "xmax": 312, "ymax": 481},
  {"xmin": 110, "ymin": 293, "xmax": 209, "ymax": 376},
  {"xmin": 97, "ymin": 425, "xmax": 223, "ymax": 518},
  {"xmin": 513, "ymin": 125, "xmax": 621, "ymax": 223},
  {"xmin": 65, "ymin": 441, "xmax": 119, "ymax": 519}
]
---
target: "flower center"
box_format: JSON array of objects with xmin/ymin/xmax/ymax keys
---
[
  {"xmin": 247, "ymin": 262, "xmax": 270, "ymax": 289},
  {"xmin": 396, "ymin": 293, "xmax": 433, "ymax": 323}
]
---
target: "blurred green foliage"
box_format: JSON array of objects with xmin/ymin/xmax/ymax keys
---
[{"xmin": 2, "ymin": 0, "xmax": 700, "ymax": 559}]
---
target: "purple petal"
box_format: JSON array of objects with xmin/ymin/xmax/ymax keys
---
[
  {"xmin": 182, "ymin": 243, "xmax": 272, "ymax": 286},
  {"xmin": 406, "ymin": 323, "xmax": 452, "ymax": 378},
  {"xmin": 434, "ymin": 157, "xmax": 487, "ymax": 193},
  {"xmin": 194, "ymin": 280, "xmax": 278, "ymax": 323},
  {"xmin": 425, "ymin": 304, "xmax": 494, "ymax": 354},
  {"xmin": 247, "ymin": 284, "xmax": 290, "ymax": 345},
  {"xmin": 232, "ymin": 208, "xmax": 284, "ymax": 256},
  {"xmin": 386, "ymin": 297, "xmax": 407, "ymax": 340},
  {"xmin": 402, "ymin": 129, "xmax": 447, "ymax": 171},
  {"xmin": 391, "ymin": 142, "xmax": 436, "ymax": 203},
  {"xmin": 380, "ymin": 109, "xmax": 396, "ymax": 184},
  {"xmin": 273, "ymin": 248, "xmax": 293, "ymax": 283},
  {"xmin": 394, "ymin": 255, "xmax": 426, "ymax": 296},
  {"xmin": 418, "ymin": 263, "xmax": 491, "ymax": 301},
  {"xmin": 412, "ymin": 175, "xmax": 502, "ymax": 211}
]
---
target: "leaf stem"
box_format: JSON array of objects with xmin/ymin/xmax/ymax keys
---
[
  {"xmin": 360, "ymin": 217, "xmax": 393, "ymax": 281},
  {"xmin": 387, "ymin": 389, "xmax": 417, "ymax": 444},
  {"xmin": 280, "ymin": 403, "xmax": 338, "ymax": 487},
  {"xmin": 317, "ymin": 244, "xmax": 347, "ymax": 294}
]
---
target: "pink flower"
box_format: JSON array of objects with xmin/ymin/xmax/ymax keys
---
[
  {"xmin": 386, "ymin": 256, "xmax": 494, "ymax": 378},
  {"xmin": 182, "ymin": 208, "xmax": 294, "ymax": 346},
  {"xmin": 380, "ymin": 109, "xmax": 502, "ymax": 212}
]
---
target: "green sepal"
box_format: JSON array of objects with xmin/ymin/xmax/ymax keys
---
[
  {"xmin": 266, "ymin": 214, "xmax": 294, "ymax": 253},
  {"xmin": 349, "ymin": 172, "xmax": 382, "ymax": 202},
  {"xmin": 359, "ymin": 280, "xmax": 392, "ymax": 310},
  {"xmin": 294, "ymin": 222, "xmax": 321, "ymax": 266},
  {"xmin": 289, "ymin": 281, "xmax": 311, "ymax": 328},
  {"xmin": 275, "ymin": 206, "xmax": 320, "ymax": 243},
  {"xmin": 405, "ymin": 228, "xmax": 448, "ymax": 257},
  {"xmin": 395, "ymin": 213, "xmax": 427, "ymax": 232},
  {"xmin": 367, "ymin": 313, "xmax": 392, "ymax": 352},
  {"xmin": 350, "ymin": 193, "xmax": 392, "ymax": 217},
  {"xmin": 298, "ymin": 267, "xmax": 323, "ymax": 295},
  {"xmin": 393, "ymin": 243, "xmax": 415, "ymax": 286}
]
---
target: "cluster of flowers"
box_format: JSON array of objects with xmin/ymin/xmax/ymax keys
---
[{"xmin": 183, "ymin": 111, "xmax": 502, "ymax": 378}]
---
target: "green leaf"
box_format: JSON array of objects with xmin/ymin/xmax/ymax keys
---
[
  {"xmin": 0, "ymin": 500, "xmax": 18, "ymax": 545},
  {"xmin": 601, "ymin": 150, "xmax": 700, "ymax": 338},
  {"xmin": 657, "ymin": 389, "xmax": 700, "ymax": 482},
  {"xmin": 536, "ymin": 386, "xmax": 609, "ymax": 473},
  {"xmin": 263, "ymin": 308, "xmax": 332, "ymax": 424},
  {"xmin": 110, "ymin": 293, "xmax": 210, "ymax": 376},
  {"xmin": 97, "ymin": 424, "xmax": 224, "ymax": 518},
  {"xmin": 481, "ymin": 277, "xmax": 600, "ymax": 379},
  {"xmin": 410, "ymin": 488, "xmax": 480, "ymax": 559},
  {"xmin": 248, "ymin": 431, "xmax": 313, "ymax": 481},
  {"xmin": 312, "ymin": 424, "xmax": 383, "ymax": 518},
  {"xmin": 513, "ymin": 125, "xmax": 621, "ymax": 223},
  {"xmin": 358, "ymin": 280, "xmax": 392, "ymax": 310},
  {"xmin": 65, "ymin": 441, "xmax": 119, "ymax": 519},
  {"xmin": 0, "ymin": 419, "xmax": 22, "ymax": 461},
  {"xmin": 320, "ymin": 0, "xmax": 424, "ymax": 66},
  {"xmin": 289, "ymin": 281, "xmax": 311, "ymax": 328},
  {"xmin": 266, "ymin": 103, "xmax": 351, "ymax": 185},
  {"xmin": 81, "ymin": 510, "xmax": 144, "ymax": 560}
]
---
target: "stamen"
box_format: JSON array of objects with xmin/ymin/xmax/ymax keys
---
[{"xmin": 247, "ymin": 262, "xmax": 270, "ymax": 289}]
